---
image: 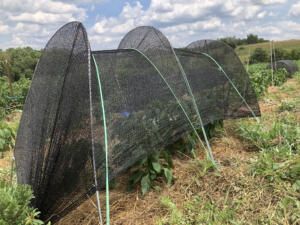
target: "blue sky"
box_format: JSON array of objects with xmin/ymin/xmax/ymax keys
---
[{"xmin": 0, "ymin": 0, "xmax": 299, "ymax": 50}]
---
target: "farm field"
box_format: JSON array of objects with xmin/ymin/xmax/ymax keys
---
[
  {"xmin": 1, "ymin": 1, "xmax": 300, "ymax": 224},
  {"xmin": 55, "ymin": 71, "xmax": 300, "ymax": 225},
  {"xmin": 1, "ymin": 62, "xmax": 298, "ymax": 224},
  {"xmin": 235, "ymin": 39, "xmax": 300, "ymax": 63}
]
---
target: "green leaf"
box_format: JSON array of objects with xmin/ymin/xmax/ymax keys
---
[
  {"xmin": 161, "ymin": 151, "xmax": 173, "ymax": 167},
  {"xmin": 130, "ymin": 171, "xmax": 144, "ymax": 185},
  {"xmin": 152, "ymin": 162, "xmax": 162, "ymax": 173},
  {"xmin": 141, "ymin": 174, "xmax": 151, "ymax": 195},
  {"xmin": 292, "ymin": 180, "xmax": 300, "ymax": 191},
  {"xmin": 164, "ymin": 168, "xmax": 173, "ymax": 186},
  {"xmin": 150, "ymin": 173, "xmax": 157, "ymax": 180}
]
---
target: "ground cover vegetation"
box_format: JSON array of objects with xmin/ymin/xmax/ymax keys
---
[{"xmin": 0, "ymin": 46, "xmax": 299, "ymax": 224}]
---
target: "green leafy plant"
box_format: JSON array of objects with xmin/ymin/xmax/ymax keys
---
[
  {"xmin": 278, "ymin": 100, "xmax": 296, "ymax": 112},
  {"xmin": 238, "ymin": 115, "xmax": 300, "ymax": 187},
  {"xmin": 0, "ymin": 179, "xmax": 45, "ymax": 225},
  {"xmin": 129, "ymin": 151, "xmax": 173, "ymax": 195},
  {"xmin": 248, "ymin": 64, "xmax": 288, "ymax": 96},
  {"xmin": 275, "ymin": 195, "xmax": 300, "ymax": 224},
  {"xmin": 204, "ymin": 120, "xmax": 224, "ymax": 139},
  {"xmin": 0, "ymin": 121, "xmax": 16, "ymax": 157},
  {"xmin": 238, "ymin": 115, "xmax": 299, "ymax": 151},
  {"xmin": 158, "ymin": 195, "xmax": 235, "ymax": 225},
  {"xmin": 158, "ymin": 196, "xmax": 184, "ymax": 225},
  {"xmin": 252, "ymin": 146, "xmax": 300, "ymax": 184},
  {"xmin": 0, "ymin": 76, "xmax": 31, "ymax": 120},
  {"xmin": 249, "ymin": 48, "xmax": 269, "ymax": 64},
  {"xmin": 128, "ymin": 119, "xmax": 223, "ymax": 195}
]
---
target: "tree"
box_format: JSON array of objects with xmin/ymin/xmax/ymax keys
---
[
  {"xmin": 246, "ymin": 34, "xmax": 268, "ymax": 44},
  {"xmin": 4, "ymin": 47, "xmax": 41, "ymax": 81},
  {"xmin": 219, "ymin": 37, "xmax": 238, "ymax": 49},
  {"xmin": 0, "ymin": 53, "xmax": 13, "ymax": 95},
  {"xmin": 249, "ymin": 48, "xmax": 269, "ymax": 64},
  {"xmin": 273, "ymin": 48, "xmax": 289, "ymax": 61},
  {"xmin": 291, "ymin": 49, "xmax": 300, "ymax": 60},
  {"xmin": 246, "ymin": 34, "xmax": 259, "ymax": 44},
  {"xmin": 219, "ymin": 34, "xmax": 268, "ymax": 48}
]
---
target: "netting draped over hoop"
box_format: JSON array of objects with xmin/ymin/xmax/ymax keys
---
[
  {"xmin": 186, "ymin": 39, "xmax": 260, "ymax": 116},
  {"xmin": 14, "ymin": 23, "xmax": 260, "ymax": 223},
  {"xmin": 14, "ymin": 22, "xmax": 99, "ymax": 221}
]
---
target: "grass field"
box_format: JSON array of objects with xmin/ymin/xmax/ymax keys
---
[
  {"xmin": 235, "ymin": 39, "xmax": 300, "ymax": 63},
  {"xmin": 57, "ymin": 72, "xmax": 300, "ymax": 225},
  {"xmin": 0, "ymin": 53, "xmax": 299, "ymax": 225}
]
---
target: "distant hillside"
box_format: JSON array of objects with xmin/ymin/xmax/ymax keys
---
[{"xmin": 235, "ymin": 39, "xmax": 300, "ymax": 63}]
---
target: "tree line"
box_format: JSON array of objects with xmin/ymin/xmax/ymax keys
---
[
  {"xmin": 0, "ymin": 47, "xmax": 41, "ymax": 82},
  {"xmin": 219, "ymin": 34, "xmax": 268, "ymax": 49},
  {"xmin": 249, "ymin": 47, "xmax": 300, "ymax": 64}
]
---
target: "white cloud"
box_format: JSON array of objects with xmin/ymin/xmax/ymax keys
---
[
  {"xmin": 289, "ymin": 1, "xmax": 300, "ymax": 16},
  {"xmin": 53, "ymin": 0, "xmax": 106, "ymax": 3},
  {"xmin": 285, "ymin": 21, "xmax": 300, "ymax": 32},
  {"xmin": 249, "ymin": 25, "xmax": 281, "ymax": 35},
  {"xmin": 0, "ymin": 0, "xmax": 297, "ymax": 50},
  {"xmin": 145, "ymin": 0, "xmax": 222, "ymax": 23},
  {"xmin": 0, "ymin": 0, "xmax": 86, "ymax": 49},
  {"xmin": 256, "ymin": 0, "xmax": 286, "ymax": 4},
  {"xmin": 89, "ymin": 1, "xmax": 146, "ymax": 49},
  {"xmin": 0, "ymin": 22, "xmax": 9, "ymax": 33},
  {"xmin": 268, "ymin": 11, "xmax": 276, "ymax": 16},
  {"xmin": 10, "ymin": 11, "xmax": 81, "ymax": 24},
  {"xmin": 257, "ymin": 10, "xmax": 267, "ymax": 18},
  {"xmin": 0, "ymin": 0, "xmax": 85, "ymax": 15},
  {"xmin": 11, "ymin": 35, "xmax": 24, "ymax": 46},
  {"xmin": 162, "ymin": 17, "xmax": 222, "ymax": 33},
  {"xmin": 88, "ymin": 0, "xmax": 268, "ymax": 49}
]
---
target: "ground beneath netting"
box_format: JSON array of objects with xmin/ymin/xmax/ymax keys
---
[
  {"xmin": 57, "ymin": 77, "xmax": 300, "ymax": 225},
  {"xmin": 1, "ymin": 78, "xmax": 299, "ymax": 225}
]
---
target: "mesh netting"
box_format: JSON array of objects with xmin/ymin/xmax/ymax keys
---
[
  {"xmin": 118, "ymin": 26, "xmax": 203, "ymax": 136},
  {"xmin": 268, "ymin": 60, "xmax": 299, "ymax": 77},
  {"xmin": 14, "ymin": 23, "xmax": 260, "ymax": 223},
  {"xmin": 15, "ymin": 22, "xmax": 97, "ymax": 221},
  {"xmin": 186, "ymin": 39, "xmax": 260, "ymax": 116}
]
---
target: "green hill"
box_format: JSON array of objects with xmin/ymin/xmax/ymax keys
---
[{"xmin": 235, "ymin": 39, "xmax": 300, "ymax": 63}]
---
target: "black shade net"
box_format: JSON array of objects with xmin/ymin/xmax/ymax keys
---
[
  {"xmin": 268, "ymin": 59, "xmax": 299, "ymax": 76},
  {"xmin": 186, "ymin": 39, "xmax": 260, "ymax": 117},
  {"xmin": 14, "ymin": 22, "xmax": 260, "ymax": 223}
]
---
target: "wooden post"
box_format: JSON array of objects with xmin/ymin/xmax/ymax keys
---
[
  {"xmin": 270, "ymin": 40, "xmax": 274, "ymax": 86},
  {"xmin": 273, "ymin": 41, "xmax": 277, "ymax": 70},
  {"xmin": 4, "ymin": 57, "xmax": 14, "ymax": 96},
  {"xmin": 246, "ymin": 47, "xmax": 250, "ymax": 72}
]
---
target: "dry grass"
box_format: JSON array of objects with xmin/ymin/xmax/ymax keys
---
[
  {"xmin": 58, "ymin": 131, "xmax": 276, "ymax": 225},
  {"xmin": 0, "ymin": 77, "xmax": 298, "ymax": 225},
  {"xmin": 58, "ymin": 76, "xmax": 300, "ymax": 225}
]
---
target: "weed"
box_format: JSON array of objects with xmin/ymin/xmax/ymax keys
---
[
  {"xmin": 238, "ymin": 115, "xmax": 299, "ymax": 151},
  {"xmin": 252, "ymin": 147, "xmax": 300, "ymax": 184},
  {"xmin": 0, "ymin": 121, "xmax": 16, "ymax": 157},
  {"xmin": 128, "ymin": 151, "xmax": 173, "ymax": 194},
  {"xmin": 238, "ymin": 111, "xmax": 300, "ymax": 222},
  {"xmin": 248, "ymin": 64, "xmax": 288, "ymax": 96},
  {"xmin": 129, "ymin": 120, "xmax": 223, "ymax": 195},
  {"xmin": 0, "ymin": 76, "xmax": 30, "ymax": 120},
  {"xmin": 158, "ymin": 196, "xmax": 184, "ymax": 225},
  {"xmin": 158, "ymin": 195, "xmax": 236, "ymax": 225},
  {"xmin": 278, "ymin": 100, "xmax": 296, "ymax": 112},
  {"xmin": 0, "ymin": 179, "xmax": 46, "ymax": 225}
]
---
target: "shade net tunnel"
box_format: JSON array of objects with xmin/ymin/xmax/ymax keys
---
[
  {"xmin": 268, "ymin": 60, "xmax": 299, "ymax": 77},
  {"xmin": 14, "ymin": 22, "xmax": 260, "ymax": 223}
]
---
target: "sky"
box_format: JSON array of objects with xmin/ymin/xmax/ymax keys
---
[{"xmin": 0, "ymin": 0, "xmax": 300, "ymax": 50}]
